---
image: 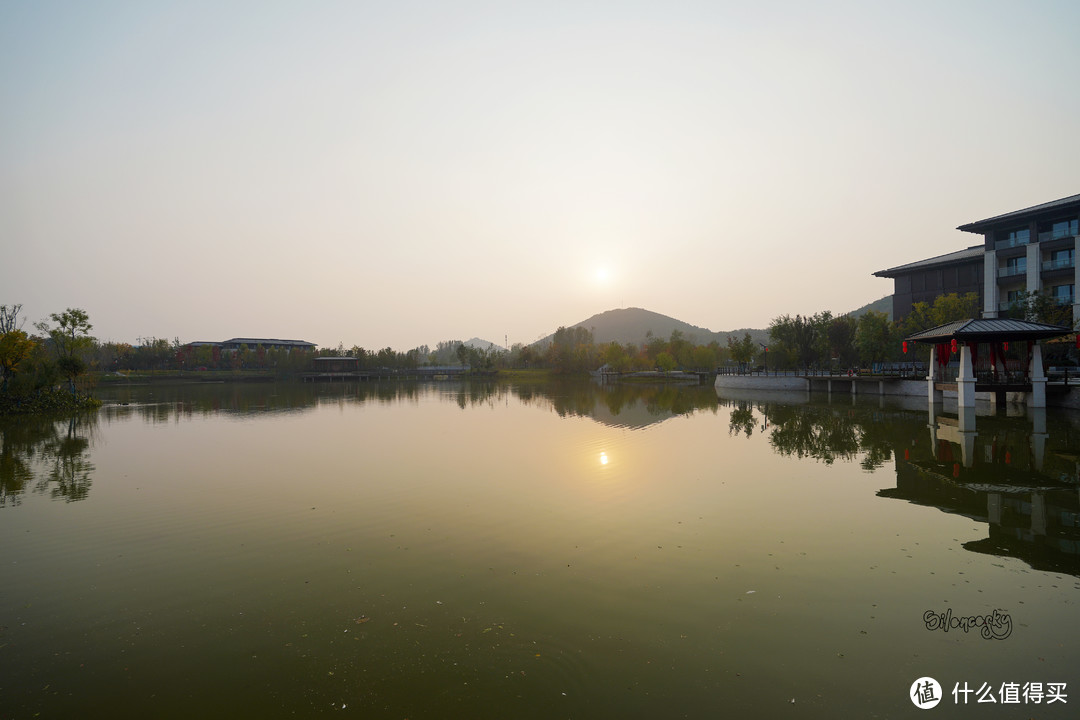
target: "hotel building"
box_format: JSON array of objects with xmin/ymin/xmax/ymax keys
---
[{"xmin": 875, "ymin": 194, "xmax": 1080, "ymax": 323}]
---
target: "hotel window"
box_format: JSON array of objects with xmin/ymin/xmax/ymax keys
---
[
  {"xmin": 1052, "ymin": 218, "xmax": 1079, "ymax": 239},
  {"xmin": 1003, "ymin": 227, "xmax": 1030, "ymax": 246},
  {"xmin": 1050, "ymin": 248, "xmax": 1074, "ymax": 269},
  {"xmin": 1052, "ymin": 284, "xmax": 1075, "ymax": 304},
  {"xmin": 1003, "ymin": 256, "xmax": 1026, "ymax": 276}
]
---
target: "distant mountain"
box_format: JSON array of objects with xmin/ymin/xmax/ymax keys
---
[
  {"xmin": 845, "ymin": 295, "xmax": 892, "ymax": 321},
  {"xmin": 534, "ymin": 308, "xmax": 770, "ymax": 348},
  {"xmin": 457, "ymin": 300, "xmax": 891, "ymax": 357}
]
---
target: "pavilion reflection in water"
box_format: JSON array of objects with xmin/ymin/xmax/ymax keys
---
[
  {"xmin": 716, "ymin": 386, "xmax": 1080, "ymax": 577},
  {"xmin": 882, "ymin": 402, "xmax": 1080, "ymax": 575}
]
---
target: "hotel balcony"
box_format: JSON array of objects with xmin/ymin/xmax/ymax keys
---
[
  {"xmin": 1042, "ymin": 257, "xmax": 1075, "ymax": 272},
  {"xmin": 994, "ymin": 237, "xmax": 1030, "ymax": 250},
  {"xmin": 997, "ymin": 265, "xmax": 1027, "ymax": 278}
]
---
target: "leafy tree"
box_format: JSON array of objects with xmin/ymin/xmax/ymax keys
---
[
  {"xmin": 1, "ymin": 304, "xmax": 37, "ymax": 392},
  {"xmin": 0, "ymin": 329, "xmax": 36, "ymax": 392},
  {"xmin": 855, "ymin": 311, "xmax": 894, "ymax": 367},
  {"xmin": 503, "ymin": 342, "xmax": 537, "ymax": 369},
  {"xmin": 129, "ymin": 337, "xmax": 172, "ymax": 371},
  {"xmin": 668, "ymin": 330, "xmax": 694, "ymax": 367},
  {"xmin": 901, "ymin": 292, "xmax": 980, "ymax": 336},
  {"xmin": 600, "ymin": 342, "xmax": 630, "ymax": 372},
  {"xmin": 827, "ymin": 315, "xmax": 858, "ymax": 367},
  {"xmin": 644, "ymin": 335, "xmax": 668, "ymax": 365},
  {"xmin": 1006, "ymin": 290, "xmax": 1073, "ymax": 327},
  {"xmin": 376, "ymin": 346, "xmax": 398, "ymax": 367},
  {"xmin": 546, "ymin": 326, "xmax": 595, "ymax": 373},
  {"xmin": 656, "ymin": 351, "xmax": 677, "ymax": 373},
  {"xmin": 929, "ymin": 292, "xmax": 980, "ymax": 325},
  {"xmin": 900, "ymin": 301, "xmax": 935, "ymax": 338},
  {"xmin": 35, "ymin": 308, "xmax": 94, "ymax": 395},
  {"xmin": 431, "ymin": 340, "xmax": 465, "ymax": 365},
  {"xmin": 193, "ymin": 343, "xmax": 212, "ymax": 368},
  {"xmin": 727, "ymin": 332, "xmax": 756, "ymax": 371},
  {"xmin": 769, "ymin": 313, "xmax": 831, "ymax": 369},
  {"xmin": 691, "ymin": 345, "xmax": 718, "ymax": 371}
]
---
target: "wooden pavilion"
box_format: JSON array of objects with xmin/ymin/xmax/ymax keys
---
[{"xmin": 906, "ymin": 318, "xmax": 1073, "ymax": 408}]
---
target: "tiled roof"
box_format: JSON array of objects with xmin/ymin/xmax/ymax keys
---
[
  {"xmin": 222, "ymin": 338, "xmax": 316, "ymax": 347},
  {"xmin": 957, "ymin": 193, "xmax": 1080, "ymax": 233},
  {"xmin": 906, "ymin": 318, "xmax": 1072, "ymax": 343},
  {"xmin": 873, "ymin": 245, "xmax": 984, "ymax": 277}
]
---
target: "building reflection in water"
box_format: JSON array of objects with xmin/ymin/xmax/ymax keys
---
[
  {"xmin": 717, "ymin": 387, "xmax": 1080, "ymax": 577},
  {"xmin": 888, "ymin": 401, "xmax": 1080, "ymax": 575}
]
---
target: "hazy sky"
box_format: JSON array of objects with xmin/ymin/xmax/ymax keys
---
[{"xmin": 3, "ymin": 1, "xmax": 1078, "ymax": 350}]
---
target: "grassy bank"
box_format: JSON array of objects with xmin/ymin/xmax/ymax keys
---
[
  {"xmin": 618, "ymin": 372, "xmax": 707, "ymax": 384},
  {"xmin": 96, "ymin": 369, "xmax": 281, "ymax": 383},
  {"xmin": 93, "ymin": 367, "xmax": 570, "ymax": 385},
  {"xmin": 0, "ymin": 388, "xmax": 102, "ymax": 415}
]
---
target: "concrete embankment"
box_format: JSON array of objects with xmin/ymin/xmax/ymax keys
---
[
  {"xmin": 715, "ymin": 374, "xmax": 1080, "ymax": 408},
  {"xmin": 714, "ymin": 374, "xmax": 925, "ymax": 397}
]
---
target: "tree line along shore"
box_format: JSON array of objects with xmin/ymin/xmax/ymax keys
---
[{"xmin": 2, "ymin": 292, "xmax": 1073, "ymax": 415}]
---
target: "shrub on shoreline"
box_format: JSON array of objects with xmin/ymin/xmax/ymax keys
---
[{"xmin": 0, "ymin": 388, "xmax": 102, "ymax": 415}]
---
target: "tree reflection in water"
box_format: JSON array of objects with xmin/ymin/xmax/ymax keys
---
[
  {"xmin": 0, "ymin": 413, "xmax": 96, "ymax": 506},
  {"xmin": 4, "ymin": 380, "xmax": 720, "ymax": 508},
  {"xmin": 727, "ymin": 401, "xmax": 756, "ymax": 438},
  {"xmin": 97, "ymin": 378, "xmax": 723, "ymax": 430},
  {"xmin": 717, "ymin": 392, "xmax": 1080, "ymax": 574},
  {"xmin": 718, "ymin": 397, "xmax": 926, "ymax": 472}
]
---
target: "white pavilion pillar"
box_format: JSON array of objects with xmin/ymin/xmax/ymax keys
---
[
  {"xmin": 957, "ymin": 343, "xmax": 976, "ymax": 408},
  {"xmin": 926, "ymin": 345, "xmax": 943, "ymax": 404}
]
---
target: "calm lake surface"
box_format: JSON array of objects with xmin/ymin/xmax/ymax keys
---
[{"xmin": 2, "ymin": 380, "xmax": 1078, "ymax": 718}]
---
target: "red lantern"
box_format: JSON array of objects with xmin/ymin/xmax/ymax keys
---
[
  {"xmin": 1003, "ymin": 341, "xmax": 1008, "ymax": 351},
  {"xmin": 950, "ymin": 338, "xmax": 958, "ymax": 353},
  {"xmin": 902, "ymin": 341, "xmax": 908, "ymax": 354},
  {"xmin": 1075, "ymin": 334, "xmax": 1079, "ymax": 349}
]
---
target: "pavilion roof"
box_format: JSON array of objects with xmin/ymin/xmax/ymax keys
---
[{"xmin": 906, "ymin": 318, "xmax": 1072, "ymax": 344}]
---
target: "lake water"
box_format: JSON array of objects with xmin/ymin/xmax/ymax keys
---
[{"xmin": 2, "ymin": 380, "xmax": 1078, "ymax": 718}]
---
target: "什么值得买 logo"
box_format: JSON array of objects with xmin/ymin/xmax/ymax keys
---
[
  {"xmin": 911, "ymin": 677, "xmax": 943, "ymax": 709},
  {"xmin": 923, "ymin": 608, "xmax": 1011, "ymax": 639}
]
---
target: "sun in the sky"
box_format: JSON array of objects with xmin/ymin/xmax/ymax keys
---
[{"xmin": 594, "ymin": 266, "xmax": 611, "ymax": 284}]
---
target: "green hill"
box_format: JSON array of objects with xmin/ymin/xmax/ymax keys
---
[
  {"xmin": 845, "ymin": 296, "xmax": 892, "ymax": 321},
  {"xmin": 534, "ymin": 308, "xmax": 770, "ymax": 348}
]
